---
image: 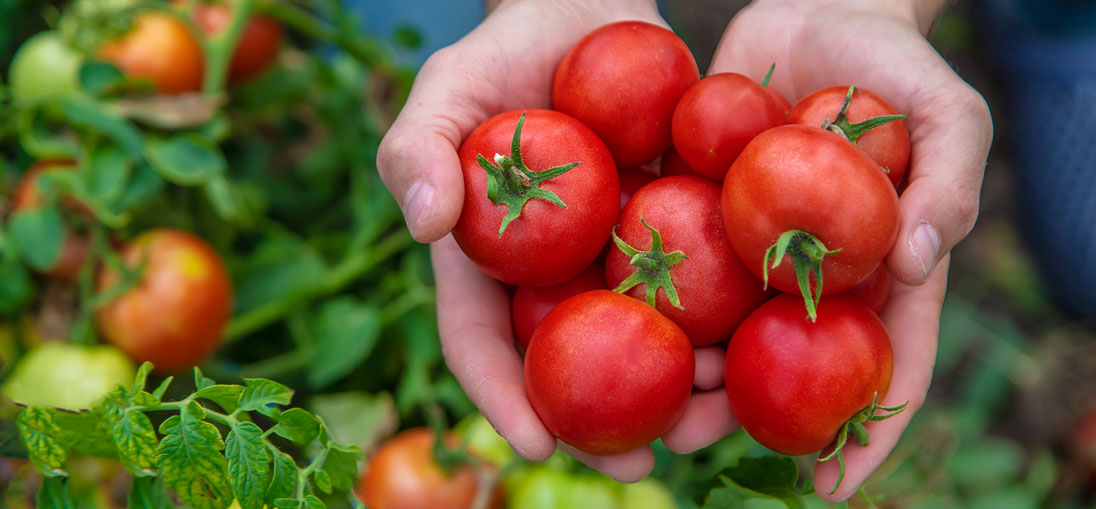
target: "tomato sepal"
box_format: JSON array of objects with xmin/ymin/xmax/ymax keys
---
[
  {"xmin": 760, "ymin": 63, "xmax": 776, "ymax": 88},
  {"xmin": 478, "ymin": 112, "xmax": 582, "ymax": 237},
  {"xmin": 822, "ymin": 86, "xmax": 908, "ymax": 152},
  {"xmin": 818, "ymin": 392, "xmax": 908, "ymax": 494},
  {"xmin": 763, "ymin": 229, "xmax": 841, "ymax": 321},
  {"xmin": 610, "ymin": 216, "xmax": 688, "ymax": 309}
]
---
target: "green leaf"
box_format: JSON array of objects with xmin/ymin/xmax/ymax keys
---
[
  {"xmin": 392, "ymin": 25, "xmax": 423, "ymax": 50},
  {"xmin": 309, "ymin": 392, "xmax": 396, "ymax": 453},
  {"xmin": 321, "ymin": 442, "xmax": 363, "ymax": 493},
  {"xmin": 79, "ymin": 60, "xmax": 126, "ymax": 97},
  {"xmin": 272, "ymin": 408, "xmax": 320, "ymax": 447},
  {"xmin": 17, "ymin": 103, "xmax": 81, "ymax": 159},
  {"xmin": 87, "ymin": 143, "xmax": 133, "ymax": 202},
  {"xmin": 239, "ymin": 378, "xmax": 293, "ymax": 412},
  {"xmin": 156, "ymin": 402, "xmax": 232, "ymax": 509},
  {"xmin": 265, "ymin": 448, "xmax": 298, "ymax": 505},
  {"xmin": 226, "ymin": 422, "xmax": 271, "ymax": 509},
  {"xmin": 272, "ymin": 500, "xmax": 300, "ymax": 509},
  {"xmin": 145, "ymin": 134, "xmax": 226, "ymax": 186},
  {"xmin": 194, "ymin": 384, "xmax": 244, "ymax": 413},
  {"xmin": 204, "ymin": 174, "xmax": 257, "ymax": 225},
  {"xmin": 313, "ymin": 469, "xmax": 332, "ymax": 494},
  {"xmin": 59, "ymin": 96, "xmax": 143, "ymax": 158},
  {"xmin": 195, "ymin": 367, "xmax": 216, "ymax": 390},
  {"xmin": 112, "ymin": 163, "xmax": 164, "ymax": 213},
  {"xmin": 17, "ymin": 408, "xmax": 68, "ymax": 477},
  {"xmin": 51, "ymin": 407, "xmax": 118, "ymax": 459},
  {"xmin": 308, "ymin": 298, "xmax": 381, "ymax": 389},
  {"xmin": 303, "ymin": 495, "xmax": 325, "ymax": 509},
  {"xmin": 0, "ymin": 249, "xmax": 34, "ymax": 313},
  {"xmin": 130, "ymin": 362, "xmax": 154, "ymax": 396},
  {"xmin": 8, "ymin": 203, "xmax": 64, "ymax": 270},
  {"xmin": 702, "ymin": 456, "xmax": 805, "ymax": 509},
  {"xmin": 233, "ymin": 234, "xmax": 326, "ymax": 312},
  {"xmin": 104, "ymin": 398, "xmax": 158, "ymax": 476},
  {"xmin": 127, "ymin": 477, "xmax": 176, "ymax": 509},
  {"xmin": 37, "ymin": 476, "xmax": 73, "ymax": 509},
  {"xmin": 151, "ymin": 377, "xmax": 174, "ymax": 401}
]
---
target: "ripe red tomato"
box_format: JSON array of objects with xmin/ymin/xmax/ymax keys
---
[
  {"xmin": 553, "ymin": 21, "xmax": 698, "ymax": 167},
  {"xmin": 511, "ymin": 264, "xmax": 606, "ymax": 351},
  {"xmin": 95, "ymin": 229, "xmax": 232, "ymax": 372},
  {"xmin": 787, "ymin": 86, "xmax": 910, "ymax": 187},
  {"xmin": 671, "ymin": 73, "xmax": 786, "ymax": 181},
  {"xmin": 356, "ymin": 428, "xmax": 484, "ymax": 509},
  {"xmin": 97, "ymin": 12, "xmax": 204, "ymax": 94},
  {"xmin": 618, "ymin": 167, "xmax": 658, "ymax": 211},
  {"xmin": 192, "ymin": 1, "xmax": 282, "ymax": 82},
  {"xmin": 725, "ymin": 294, "xmax": 894, "ymax": 456},
  {"xmin": 847, "ymin": 265, "xmax": 891, "ymax": 313},
  {"xmin": 659, "ymin": 146, "xmax": 705, "ymax": 180},
  {"xmin": 524, "ymin": 290, "xmax": 693, "ymax": 455},
  {"xmin": 766, "ymin": 87, "xmax": 791, "ymax": 116},
  {"xmin": 721, "ymin": 125, "xmax": 899, "ymax": 316},
  {"xmin": 606, "ymin": 176, "xmax": 767, "ymax": 346},
  {"xmin": 11, "ymin": 160, "xmax": 91, "ymax": 281},
  {"xmin": 453, "ymin": 110, "xmax": 619, "ymax": 287}
]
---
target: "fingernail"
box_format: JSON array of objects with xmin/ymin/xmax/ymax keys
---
[
  {"xmin": 910, "ymin": 222, "xmax": 942, "ymax": 283},
  {"xmin": 401, "ymin": 181, "xmax": 434, "ymax": 240}
]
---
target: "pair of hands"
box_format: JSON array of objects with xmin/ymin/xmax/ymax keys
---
[{"xmin": 376, "ymin": 0, "xmax": 992, "ymax": 502}]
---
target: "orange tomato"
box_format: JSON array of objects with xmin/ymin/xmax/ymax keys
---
[{"xmin": 97, "ymin": 12, "xmax": 204, "ymax": 94}]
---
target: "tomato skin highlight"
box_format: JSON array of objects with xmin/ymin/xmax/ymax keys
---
[
  {"xmin": 192, "ymin": 2, "xmax": 283, "ymax": 82},
  {"xmin": 671, "ymin": 73, "xmax": 786, "ymax": 181},
  {"xmin": 722, "ymin": 124, "xmax": 900, "ymax": 297},
  {"xmin": 606, "ymin": 177, "xmax": 767, "ymax": 346},
  {"xmin": 725, "ymin": 294, "xmax": 894, "ymax": 456},
  {"xmin": 787, "ymin": 86, "xmax": 910, "ymax": 187},
  {"xmin": 356, "ymin": 428, "xmax": 482, "ymax": 509},
  {"xmin": 553, "ymin": 21, "xmax": 698, "ymax": 168},
  {"xmin": 453, "ymin": 110, "xmax": 619, "ymax": 287},
  {"xmin": 97, "ymin": 12, "xmax": 204, "ymax": 95},
  {"xmin": 524, "ymin": 290, "xmax": 694, "ymax": 455},
  {"xmin": 512, "ymin": 264, "xmax": 606, "ymax": 351},
  {"xmin": 95, "ymin": 229, "xmax": 233, "ymax": 373}
]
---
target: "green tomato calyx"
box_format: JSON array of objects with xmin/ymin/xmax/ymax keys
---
[
  {"xmin": 821, "ymin": 85, "xmax": 907, "ymax": 145},
  {"xmin": 763, "ymin": 229, "xmax": 841, "ymax": 321},
  {"xmin": 477, "ymin": 112, "xmax": 582, "ymax": 237},
  {"xmin": 611, "ymin": 217, "xmax": 687, "ymax": 310},
  {"xmin": 818, "ymin": 393, "xmax": 908, "ymax": 494}
]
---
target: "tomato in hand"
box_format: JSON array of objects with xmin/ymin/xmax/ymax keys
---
[
  {"xmin": 722, "ymin": 124, "xmax": 899, "ymax": 319},
  {"xmin": 847, "ymin": 265, "xmax": 891, "ymax": 313},
  {"xmin": 553, "ymin": 21, "xmax": 698, "ymax": 167},
  {"xmin": 357, "ymin": 428, "xmax": 486, "ymax": 509},
  {"xmin": 724, "ymin": 294, "xmax": 902, "ymax": 490},
  {"xmin": 1, "ymin": 342, "xmax": 135, "ymax": 410},
  {"xmin": 453, "ymin": 110, "xmax": 619, "ymax": 287},
  {"xmin": 7, "ymin": 31, "xmax": 83, "ymax": 104},
  {"xmin": 524, "ymin": 290, "xmax": 693, "ymax": 455},
  {"xmin": 11, "ymin": 160, "xmax": 92, "ymax": 281},
  {"xmin": 511, "ymin": 264, "xmax": 606, "ymax": 351},
  {"xmin": 671, "ymin": 73, "xmax": 786, "ymax": 180},
  {"xmin": 192, "ymin": 1, "xmax": 283, "ymax": 82},
  {"xmin": 97, "ymin": 12, "xmax": 204, "ymax": 95},
  {"xmin": 606, "ymin": 176, "xmax": 767, "ymax": 346},
  {"xmin": 95, "ymin": 229, "xmax": 232, "ymax": 373},
  {"xmin": 788, "ymin": 85, "xmax": 910, "ymax": 187}
]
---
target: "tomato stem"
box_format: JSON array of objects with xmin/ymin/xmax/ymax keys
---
[
  {"xmin": 763, "ymin": 230, "xmax": 839, "ymax": 321},
  {"xmin": 818, "ymin": 392, "xmax": 908, "ymax": 494},
  {"xmin": 821, "ymin": 85, "xmax": 907, "ymax": 145},
  {"xmin": 611, "ymin": 217, "xmax": 687, "ymax": 309}
]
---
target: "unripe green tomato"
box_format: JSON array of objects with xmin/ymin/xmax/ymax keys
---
[
  {"xmin": 8, "ymin": 32, "xmax": 83, "ymax": 104},
  {"xmin": 1, "ymin": 342, "xmax": 135, "ymax": 409},
  {"xmin": 564, "ymin": 475, "xmax": 622, "ymax": 509},
  {"xmin": 507, "ymin": 467, "xmax": 577, "ymax": 509},
  {"xmin": 454, "ymin": 413, "xmax": 516, "ymax": 466},
  {"xmin": 620, "ymin": 478, "xmax": 677, "ymax": 509}
]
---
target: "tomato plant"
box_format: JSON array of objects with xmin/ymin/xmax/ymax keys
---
[
  {"xmin": 671, "ymin": 72, "xmax": 786, "ymax": 180},
  {"xmin": 9, "ymin": 160, "xmax": 93, "ymax": 281},
  {"xmin": 788, "ymin": 85, "xmax": 910, "ymax": 187},
  {"xmin": 722, "ymin": 124, "xmax": 900, "ymax": 319},
  {"xmin": 356, "ymin": 428, "xmax": 486, "ymax": 509},
  {"xmin": 453, "ymin": 110, "xmax": 619, "ymax": 286},
  {"xmin": 552, "ymin": 21, "xmax": 698, "ymax": 167},
  {"xmin": 511, "ymin": 264, "xmax": 606, "ymax": 351},
  {"xmin": 606, "ymin": 176, "xmax": 767, "ymax": 346},
  {"xmin": 0, "ymin": 342, "xmax": 134, "ymax": 410},
  {"xmin": 524, "ymin": 290, "xmax": 693, "ymax": 455},
  {"xmin": 95, "ymin": 228, "xmax": 232, "ymax": 373},
  {"xmin": 192, "ymin": 1, "xmax": 283, "ymax": 82},
  {"xmin": 96, "ymin": 11, "xmax": 204, "ymax": 95},
  {"xmin": 7, "ymin": 31, "xmax": 83, "ymax": 104}
]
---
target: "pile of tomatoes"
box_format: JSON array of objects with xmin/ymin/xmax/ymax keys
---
[{"xmin": 451, "ymin": 21, "xmax": 913, "ymax": 488}]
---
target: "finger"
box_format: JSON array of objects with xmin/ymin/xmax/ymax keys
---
[
  {"xmin": 694, "ymin": 345, "xmax": 725, "ymax": 391},
  {"xmin": 560, "ymin": 442, "xmax": 655, "ymax": 483},
  {"xmin": 432, "ymin": 235, "xmax": 556, "ymax": 461},
  {"xmin": 813, "ymin": 255, "xmax": 950, "ymax": 502},
  {"xmin": 661, "ymin": 390, "xmax": 739, "ymax": 454}
]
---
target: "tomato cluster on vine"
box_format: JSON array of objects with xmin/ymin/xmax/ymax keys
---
[{"xmin": 451, "ymin": 20, "xmax": 916, "ymax": 493}]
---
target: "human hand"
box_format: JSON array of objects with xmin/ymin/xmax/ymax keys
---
[{"xmin": 686, "ymin": 0, "xmax": 992, "ymax": 500}]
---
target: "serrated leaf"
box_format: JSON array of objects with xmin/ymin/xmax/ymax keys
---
[
  {"xmin": 321, "ymin": 442, "xmax": 363, "ymax": 493},
  {"xmin": 266, "ymin": 448, "xmax": 299, "ymax": 505},
  {"xmin": 151, "ymin": 377, "xmax": 174, "ymax": 401},
  {"xmin": 37, "ymin": 476, "xmax": 73, "ymax": 509},
  {"xmin": 9, "ymin": 204, "xmax": 63, "ymax": 270},
  {"xmin": 105, "ymin": 399, "xmax": 158, "ymax": 476},
  {"xmin": 156, "ymin": 403, "xmax": 232, "ymax": 509},
  {"xmin": 239, "ymin": 379, "xmax": 293, "ymax": 412},
  {"xmin": 307, "ymin": 298, "xmax": 381, "ymax": 389},
  {"xmin": 195, "ymin": 384, "xmax": 244, "ymax": 413},
  {"xmin": 145, "ymin": 134, "xmax": 226, "ymax": 186},
  {"xmin": 18, "ymin": 408, "xmax": 68, "ymax": 477},
  {"xmin": 127, "ymin": 477, "xmax": 176, "ymax": 509},
  {"xmin": 313, "ymin": 469, "xmax": 332, "ymax": 494},
  {"xmin": 727, "ymin": 456, "xmax": 802, "ymax": 504},
  {"xmin": 272, "ymin": 408, "xmax": 320, "ymax": 447},
  {"xmin": 131, "ymin": 362, "xmax": 154, "ymax": 396},
  {"xmin": 226, "ymin": 422, "xmax": 271, "ymax": 509},
  {"xmin": 303, "ymin": 495, "xmax": 325, "ymax": 509},
  {"xmin": 132, "ymin": 391, "xmax": 159, "ymax": 407},
  {"xmin": 195, "ymin": 367, "xmax": 215, "ymax": 390}
]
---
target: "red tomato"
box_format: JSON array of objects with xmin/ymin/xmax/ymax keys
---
[
  {"xmin": 659, "ymin": 146, "xmax": 705, "ymax": 179},
  {"xmin": 606, "ymin": 177, "xmax": 767, "ymax": 346},
  {"xmin": 721, "ymin": 125, "xmax": 899, "ymax": 316},
  {"xmin": 618, "ymin": 167, "xmax": 658, "ymax": 211},
  {"xmin": 11, "ymin": 160, "xmax": 91, "ymax": 281},
  {"xmin": 671, "ymin": 73, "xmax": 786, "ymax": 181},
  {"xmin": 97, "ymin": 12, "xmax": 204, "ymax": 94},
  {"xmin": 525, "ymin": 290, "xmax": 693, "ymax": 455},
  {"xmin": 847, "ymin": 265, "xmax": 891, "ymax": 313},
  {"xmin": 511, "ymin": 264, "xmax": 606, "ymax": 350},
  {"xmin": 553, "ymin": 21, "xmax": 698, "ymax": 167},
  {"xmin": 95, "ymin": 229, "xmax": 232, "ymax": 372},
  {"xmin": 766, "ymin": 87, "xmax": 791, "ymax": 116},
  {"xmin": 453, "ymin": 110, "xmax": 619, "ymax": 287},
  {"xmin": 725, "ymin": 294, "xmax": 894, "ymax": 455},
  {"xmin": 356, "ymin": 428, "xmax": 483, "ymax": 509},
  {"xmin": 787, "ymin": 86, "xmax": 910, "ymax": 187},
  {"xmin": 192, "ymin": 1, "xmax": 283, "ymax": 82}
]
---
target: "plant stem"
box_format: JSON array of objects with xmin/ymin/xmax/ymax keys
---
[
  {"xmin": 254, "ymin": 2, "xmax": 390, "ymax": 69},
  {"xmin": 194, "ymin": 0, "xmax": 259, "ymax": 95}
]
